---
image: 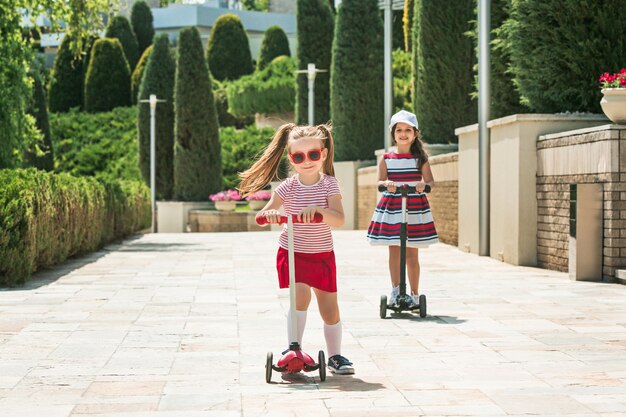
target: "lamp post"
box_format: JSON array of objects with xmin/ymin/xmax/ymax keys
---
[
  {"xmin": 139, "ymin": 94, "xmax": 165, "ymax": 233},
  {"xmin": 296, "ymin": 63, "xmax": 327, "ymax": 126},
  {"xmin": 478, "ymin": 0, "xmax": 491, "ymax": 256}
]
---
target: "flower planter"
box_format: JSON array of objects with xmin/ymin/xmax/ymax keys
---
[
  {"xmin": 248, "ymin": 200, "xmax": 267, "ymax": 210},
  {"xmin": 600, "ymin": 88, "xmax": 626, "ymax": 125},
  {"xmin": 214, "ymin": 201, "xmax": 237, "ymax": 211}
]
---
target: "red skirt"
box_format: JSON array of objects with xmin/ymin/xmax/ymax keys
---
[{"xmin": 276, "ymin": 247, "xmax": 337, "ymax": 293}]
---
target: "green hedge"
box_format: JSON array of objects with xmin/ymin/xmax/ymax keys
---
[
  {"xmin": 0, "ymin": 168, "xmax": 150, "ymax": 286},
  {"xmin": 227, "ymin": 56, "xmax": 296, "ymax": 117}
]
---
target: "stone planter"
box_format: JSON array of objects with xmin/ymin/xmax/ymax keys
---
[
  {"xmin": 156, "ymin": 201, "xmax": 212, "ymax": 233},
  {"xmin": 248, "ymin": 200, "xmax": 267, "ymax": 210},
  {"xmin": 600, "ymin": 88, "xmax": 626, "ymax": 124},
  {"xmin": 214, "ymin": 200, "xmax": 237, "ymax": 211}
]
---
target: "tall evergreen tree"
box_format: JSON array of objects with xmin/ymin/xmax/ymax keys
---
[
  {"xmin": 206, "ymin": 14, "xmax": 254, "ymax": 81},
  {"xmin": 296, "ymin": 0, "xmax": 334, "ymax": 125},
  {"xmin": 257, "ymin": 25, "xmax": 291, "ymax": 70},
  {"xmin": 330, "ymin": 0, "xmax": 383, "ymax": 161},
  {"xmin": 174, "ymin": 27, "xmax": 222, "ymax": 200},
  {"xmin": 413, "ymin": 0, "xmax": 476, "ymax": 144},
  {"xmin": 48, "ymin": 34, "xmax": 84, "ymax": 112},
  {"xmin": 131, "ymin": 0, "xmax": 155, "ymax": 57},
  {"xmin": 105, "ymin": 15, "xmax": 140, "ymax": 71},
  {"xmin": 403, "ymin": 0, "xmax": 414, "ymax": 52},
  {"xmin": 138, "ymin": 35, "xmax": 174, "ymax": 200},
  {"xmin": 24, "ymin": 63, "xmax": 54, "ymax": 171},
  {"xmin": 84, "ymin": 38, "xmax": 132, "ymax": 112},
  {"xmin": 131, "ymin": 45, "xmax": 153, "ymax": 104}
]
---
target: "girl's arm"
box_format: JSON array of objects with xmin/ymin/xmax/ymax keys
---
[
  {"xmin": 377, "ymin": 156, "xmax": 396, "ymax": 192},
  {"xmin": 298, "ymin": 194, "xmax": 344, "ymax": 228},
  {"xmin": 420, "ymin": 161, "xmax": 436, "ymax": 191},
  {"xmin": 257, "ymin": 191, "xmax": 284, "ymax": 226}
]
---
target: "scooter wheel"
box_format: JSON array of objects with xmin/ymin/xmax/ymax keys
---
[
  {"xmin": 265, "ymin": 351, "xmax": 273, "ymax": 383},
  {"xmin": 380, "ymin": 295, "xmax": 388, "ymax": 319},
  {"xmin": 318, "ymin": 350, "xmax": 326, "ymax": 382},
  {"xmin": 419, "ymin": 294, "xmax": 427, "ymax": 318}
]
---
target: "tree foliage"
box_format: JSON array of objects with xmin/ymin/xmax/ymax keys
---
[
  {"xmin": 175, "ymin": 27, "xmax": 222, "ymax": 200},
  {"xmin": 257, "ymin": 25, "xmax": 291, "ymax": 70},
  {"xmin": 206, "ymin": 14, "xmax": 254, "ymax": 81},
  {"xmin": 131, "ymin": 45, "xmax": 153, "ymax": 104},
  {"xmin": 84, "ymin": 38, "xmax": 131, "ymax": 112},
  {"xmin": 296, "ymin": 0, "xmax": 334, "ymax": 125},
  {"xmin": 48, "ymin": 34, "xmax": 84, "ymax": 112},
  {"xmin": 105, "ymin": 15, "xmax": 139, "ymax": 71},
  {"xmin": 330, "ymin": 0, "xmax": 383, "ymax": 161},
  {"xmin": 130, "ymin": 0, "xmax": 154, "ymax": 57},
  {"xmin": 24, "ymin": 61, "xmax": 54, "ymax": 171}
]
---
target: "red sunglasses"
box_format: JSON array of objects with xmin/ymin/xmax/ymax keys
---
[{"xmin": 289, "ymin": 149, "xmax": 323, "ymax": 164}]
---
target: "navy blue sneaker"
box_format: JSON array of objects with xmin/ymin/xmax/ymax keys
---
[{"xmin": 327, "ymin": 354, "xmax": 355, "ymax": 374}]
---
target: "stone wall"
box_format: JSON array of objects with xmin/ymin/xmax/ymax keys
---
[{"xmin": 536, "ymin": 124, "xmax": 626, "ymax": 281}]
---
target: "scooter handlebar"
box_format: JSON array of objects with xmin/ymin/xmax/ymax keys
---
[
  {"xmin": 378, "ymin": 183, "xmax": 431, "ymax": 193},
  {"xmin": 255, "ymin": 212, "xmax": 324, "ymax": 225}
]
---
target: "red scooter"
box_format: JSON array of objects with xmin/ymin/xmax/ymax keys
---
[{"xmin": 256, "ymin": 212, "xmax": 326, "ymax": 383}]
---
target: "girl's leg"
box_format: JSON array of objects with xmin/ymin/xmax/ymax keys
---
[
  {"xmin": 388, "ymin": 246, "xmax": 400, "ymax": 287},
  {"xmin": 406, "ymin": 247, "xmax": 420, "ymax": 295},
  {"xmin": 312, "ymin": 288, "xmax": 341, "ymax": 356},
  {"xmin": 287, "ymin": 283, "xmax": 311, "ymax": 346}
]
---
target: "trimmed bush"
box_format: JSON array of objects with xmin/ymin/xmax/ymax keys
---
[
  {"xmin": 0, "ymin": 168, "xmax": 149, "ymax": 286},
  {"xmin": 50, "ymin": 107, "xmax": 141, "ymax": 182},
  {"xmin": 413, "ymin": 0, "xmax": 476, "ymax": 144},
  {"xmin": 174, "ymin": 27, "xmax": 222, "ymax": 200},
  {"xmin": 84, "ymin": 38, "xmax": 132, "ymax": 112},
  {"xmin": 131, "ymin": 44, "xmax": 153, "ymax": 104},
  {"xmin": 296, "ymin": 0, "xmax": 334, "ymax": 125},
  {"xmin": 24, "ymin": 65, "xmax": 54, "ymax": 171},
  {"xmin": 220, "ymin": 125, "xmax": 276, "ymax": 189},
  {"xmin": 138, "ymin": 34, "xmax": 175, "ymax": 200},
  {"xmin": 330, "ymin": 0, "xmax": 383, "ymax": 161},
  {"xmin": 213, "ymin": 80, "xmax": 253, "ymax": 128},
  {"xmin": 393, "ymin": 49, "xmax": 412, "ymax": 113},
  {"xmin": 131, "ymin": 0, "xmax": 155, "ymax": 57},
  {"xmin": 227, "ymin": 56, "xmax": 296, "ymax": 117},
  {"xmin": 506, "ymin": 0, "xmax": 626, "ymax": 113},
  {"xmin": 105, "ymin": 15, "xmax": 139, "ymax": 71},
  {"xmin": 48, "ymin": 34, "xmax": 84, "ymax": 112},
  {"xmin": 207, "ymin": 13, "xmax": 254, "ymax": 81},
  {"xmin": 257, "ymin": 25, "xmax": 291, "ymax": 70}
]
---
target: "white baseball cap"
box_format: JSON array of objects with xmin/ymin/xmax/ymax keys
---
[{"xmin": 389, "ymin": 110, "xmax": 419, "ymax": 131}]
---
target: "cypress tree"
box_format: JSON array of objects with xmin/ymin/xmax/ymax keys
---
[
  {"xmin": 413, "ymin": 0, "xmax": 476, "ymax": 144},
  {"xmin": 105, "ymin": 15, "xmax": 140, "ymax": 71},
  {"xmin": 174, "ymin": 27, "xmax": 222, "ymax": 200},
  {"xmin": 138, "ymin": 35, "xmax": 174, "ymax": 200},
  {"xmin": 206, "ymin": 14, "xmax": 254, "ymax": 81},
  {"xmin": 403, "ymin": 0, "xmax": 414, "ymax": 52},
  {"xmin": 131, "ymin": 0, "xmax": 155, "ymax": 57},
  {"xmin": 257, "ymin": 25, "xmax": 291, "ymax": 70},
  {"xmin": 296, "ymin": 0, "xmax": 334, "ymax": 125},
  {"xmin": 48, "ymin": 34, "xmax": 83, "ymax": 112},
  {"xmin": 24, "ymin": 65, "xmax": 54, "ymax": 171},
  {"xmin": 330, "ymin": 0, "xmax": 383, "ymax": 161},
  {"xmin": 507, "ymin": 0, "xmax": 626, "ymax": 113},
  {"xmin": 84, "ymin": 38, "xmax": 132, "ymax": 112},
  {"xmin": 131, "ymin": 45, "xmax": 153, "ymax": 104}
]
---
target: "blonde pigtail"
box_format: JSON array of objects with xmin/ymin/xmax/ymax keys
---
[{"xmin": 317, "ymin": 124, "xmax": 335, "ymax": 177}]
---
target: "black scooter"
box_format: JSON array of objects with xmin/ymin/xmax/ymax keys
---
[{"xmin": 378, "ymin": 183, "xmax": 430, "ymax": 319}]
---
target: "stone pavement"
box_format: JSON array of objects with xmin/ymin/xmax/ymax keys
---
[{"xmin": 1, "ymin": 230, "xmax": 626, "ymax": 417}]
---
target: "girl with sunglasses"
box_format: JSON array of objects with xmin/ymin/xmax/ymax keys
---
[
  {"xmin": 239, "ymin": 123, "xmax": 355, "ymax": 375},
  {"xmin": 367, "ymin": 110, "xmax": 439, "ymax": 307}
]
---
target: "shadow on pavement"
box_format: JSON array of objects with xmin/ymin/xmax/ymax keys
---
[
  {"xmin": 276, "ymin": 373, "xmax": 385, "ymax": 391},
  {"xmin": 387, "ymin": 314, "xmax": 466, "ymax": 324}
]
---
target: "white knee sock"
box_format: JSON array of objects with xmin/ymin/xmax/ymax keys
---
[
  {"xmin": 287, "ymin": 310, "xmax": 307, "ymax": 346},
  {"xmin": 324, "ymin": 321, "xmax": 342, "ymax": 358}
]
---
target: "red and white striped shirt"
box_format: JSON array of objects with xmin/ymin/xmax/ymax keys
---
[{"xmin": 275, "ymin": 173, "xmax": 342, "ymax": 254}]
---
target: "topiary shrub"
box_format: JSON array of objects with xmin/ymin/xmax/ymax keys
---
[
  {"xmin": 330, "ymin": 0, "xmax": 383, "ymax": 161},
  {"xmin": 296, "ymin": 0, "xmax": 334, "ymax": 125},
  {"xmin": 174, "ymin": 27, "xmax": 222, "ymax": 200},
  {"xmin": 131, "ymin": 0, "xmax": 155, "ymax": 57},
  {"xmin": 206, "ymin": 13, "xmax": 254, "ymax": 81},
  {"xmin": 257, "ymin": 25, "xmax": 291, "ymax": 70},
  {"xmin": 213, "ymin": 79, "xmax": 253, "ymax": 128},
  {"xmin": 227, "ymin": 56, "xmax": 296, "ymax": 117},
  {"xmin": 413, "ymin": 0, "xmax": 476, "ymax": 144},
  {"xmin": 84, "ymin": 38, "xmax": 132, "ymax": 112},
  {"xmin": 48, "ymin": 34, "xmax": 84, "ymax": 113},
  {"xmin": 506, "ymin": 0, "xmax": 626, "ymax": 113},
  {"xmin": 105, "ymin": 15, "xmax": 140, "ymax": 71},
  {"xmin": 131, "ymin": 44, "xmax": 152, "ymax": 104},
  {"xmin": 138, "ymin": 34, "xmax": 175, "ymax": 200}
]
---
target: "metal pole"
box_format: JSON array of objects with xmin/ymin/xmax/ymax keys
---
[
  {"xmin": 149, "ymin": 94, "xmax": 157, "ymax": 234},
  {"xmin": 478, "ymin": 0, "xmax": 491, "ymax": 256},
  {"xmin": 383, "ymin": 0, "xmax": 393, "ymax": 151},
  {"xmin": 307, "ymin": 63, "xmax": 316, "ymax": 126}
]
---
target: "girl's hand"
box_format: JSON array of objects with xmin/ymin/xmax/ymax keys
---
[
  {"xmin": 261, "ymin": 209, "xmax": 282, "ymax": 225},
  {"xmin": 383, "ymin": 180, "xmax": 396, "ymax": 193},
  {"xmin": 416, "ymin": 181, "xmax": 427, "ymax": 193},
  {"xmin": 298, "ymin": 206, "xmax": 319, "ymax": 223}
]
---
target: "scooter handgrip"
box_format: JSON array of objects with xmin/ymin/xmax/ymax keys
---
[
  {"xmin": 377, "ymin": 184, "xmax": 431, "ymax": 193},
  {"xmin": 256, "ymin": 212, "xmax": 324, "ymax": 225}
]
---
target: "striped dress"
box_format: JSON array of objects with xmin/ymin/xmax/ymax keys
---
[{"xmin": 367, "ymin": 152, "xmax": 438, "ymax": 247}]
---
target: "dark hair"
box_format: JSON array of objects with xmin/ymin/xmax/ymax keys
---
[{"xmin": 390, "ymin": 125, "xmax": 429, "ymax": 168}]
